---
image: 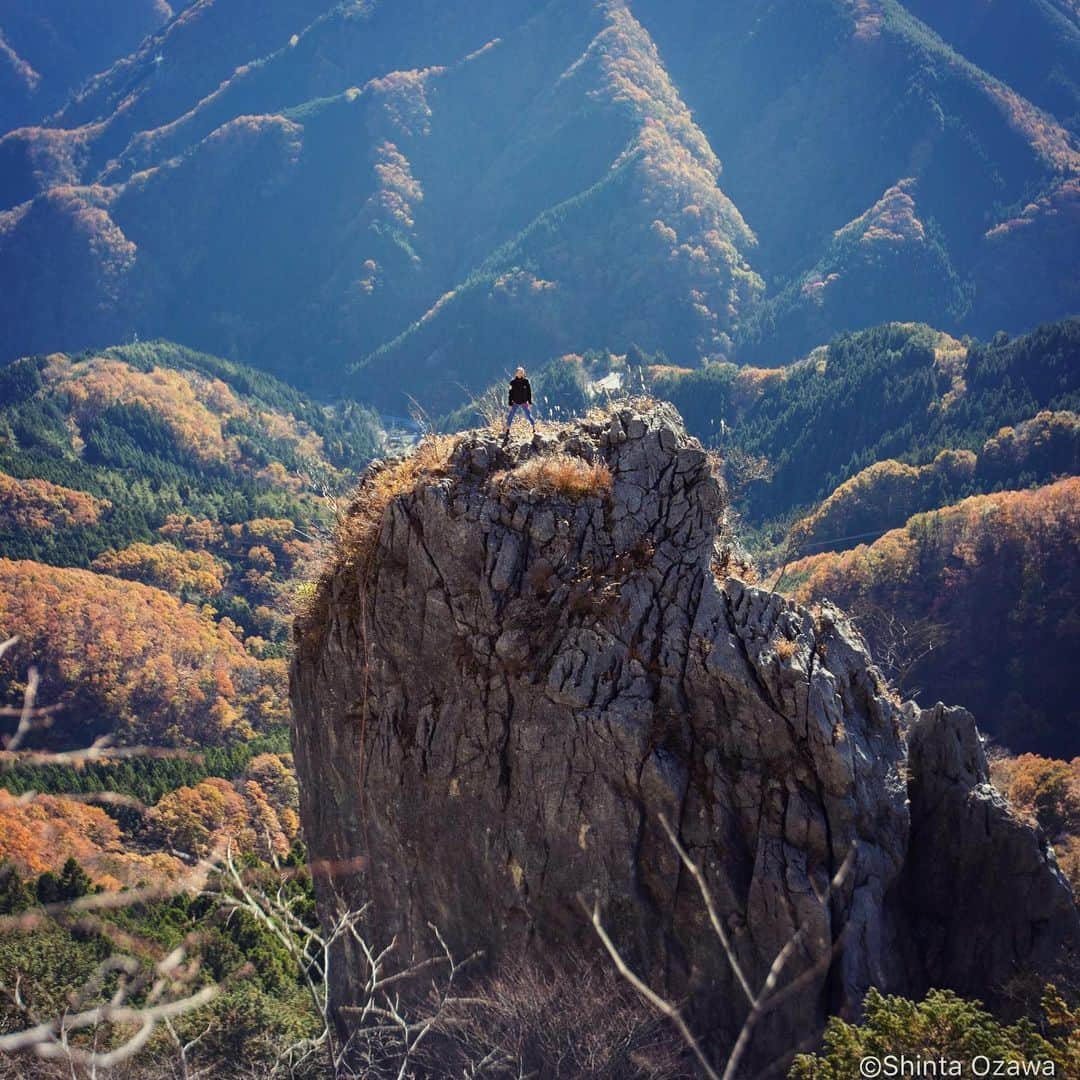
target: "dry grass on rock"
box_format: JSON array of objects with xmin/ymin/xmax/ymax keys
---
[
  {"xmin": 294, "ymin": 435, "xmax": 457, "ymax": 639},
  {"xmin": 497, "ymin": 453, "xmax": 613, "ymax": 500},
  {"xmin": 332, "ymin": 434, "xmax": 457, "ymax": 571}
]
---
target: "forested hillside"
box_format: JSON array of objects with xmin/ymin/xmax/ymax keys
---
[
  {"xmin": 0, "ymin": 338, "xmax": 379, "ymax": 724},
  {"xmin": 0, "ymin": 0, "xmax": 1077, "ymax": 408},
  {"xmin": 0, "ymin": 343, "xmax": 375, "ymax": 1071},
  {"xmin": 656, "ymin": 319, "xmax": 1080, "ymax": 522},
  {"xmin": 780, "ymin": 479, "xmax": 1080, "ymax": 757},
  {"xmin": 0, "ymin": 0, "xmax": 177, "ymax": 132},
  {"xmin": 786, "ymin": 409, "xmax": 1079, "ymax": 552},
  {"xmin": 0, "ymin": 341, "xmax": 378, "ymax": 901}
]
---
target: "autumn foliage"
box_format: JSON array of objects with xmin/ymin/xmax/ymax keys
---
[
  {"xmin": 0, "ymin": 559, "xmax": 287, "ymax": 746},
  {"xmin": 147, "ymin": 753, "xmax": 300, "ymax": 860},
  {"xmin": 47, "ymin": 353, "xmax": 333, "ymax": 475},
  {"xmin": 979, "ymin": 411, "xmax": 1080, "ymax": 485},
  {"xmin": 0, "ymin": 789, "xmax": 184, "ymax": 890},
  {"xmin": 990, "ymin": 753, "xmax": 1080, "ymax": 894},
  {"xmin": 0, "ymin": 471, "xmax": 110, "ymax": 530},
  {"xmin": 0, "ymin": 751, "xmax": 298, "ymax": 891},
  {"xmin": 992, "ymin": 754, "xmax": 1080, "ymax": 838},
  {"xmin": 784, "ymin": 478, "xmax": 1079, "ymax": 609},
  {"xmin": 789, "ymin": 410, "xmax": 1079, "ymax": 552},
  {"xmin": 789, "ymin": 450, "xmax": 977, "ymax": 552},
  {"xmin": 92, "ymin": 542, "xmax": 227, "ymax": 597}
]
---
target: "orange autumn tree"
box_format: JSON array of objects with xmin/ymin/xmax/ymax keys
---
[
  {"xmin": 0, "ymin": 789, "xmax": 184, "ymax": 889},
  {"xmin": 991, "ymin": 754, "xmax": 1080, "ymax": 838},
  {"xmin": 92, "ymin": 542, "xmax": 227, "ymax": 597},
  {"xmin": 0, "ymin": 559, "xmax": 287, "ymax": 746},
  {"xmin": 157, "ymin": 516, "xmax": 316, "ymax": 595},
  {"xmin": 0, "ymin": 471, "xmax": 110, "ymax": 530},
  {"xmin": 245, "ymin": 752, "xmax": 300, "ymax": 819},
  {"xmin": 978, "ymin": 410, "xmax": 1080, "ymax": 485},
  {"xmin": 990, "ymin": 753, "xmax": 1080, "ymax": 892},
  {"xmin": 158, "ymin": 514, "xmax": 226, "ymax": 549},
  {"xmin": 147, "ymin": 767, "xmax": 299, "ymax": 861}
]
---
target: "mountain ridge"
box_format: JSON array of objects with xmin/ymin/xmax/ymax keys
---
[{"xmin": 1, "ymin": 0, "xmax": 1076, "ymax": 404}]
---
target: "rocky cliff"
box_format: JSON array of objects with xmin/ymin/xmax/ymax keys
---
[{"xmin": 291, "ymin": 403, "xmax": 1078, "ymax": 1068}]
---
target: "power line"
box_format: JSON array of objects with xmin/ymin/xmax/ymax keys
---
[
  {"xmin": 794, "ymin": 527, "xmax": 893, "ymax": 552},
  {"xmin": 767, "ymin": 526, "xmax": 894, "ymax": 592}
]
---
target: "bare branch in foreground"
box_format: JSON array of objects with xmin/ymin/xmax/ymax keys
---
[
  {"xmin": 164, "ymin": 1015, "xmax": 214, "ymax": 1080},
  {"xmin": 588, "ymin": 814, "xmax": 858, "ymax": 1080},
  {"xmin": 0, "ymin": 738, "xmax": 204, "ymax": 769},
  {"xmin": 4, "ymin": 660, "xmax": 41, "ymax": 752},
  {"xmin": 217, "ymin": 845, "xmax": 482, "ymax": 1078},
  {"xmin": 0, "ymin": 957, "xmax": 218, "ymax": 1067},
  {"xmin": 584, "ymin": 895, "xmax": 721, "ymax": 1080}
]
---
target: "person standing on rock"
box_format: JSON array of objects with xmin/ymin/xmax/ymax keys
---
[{"xmin": 503, "ymin": 366, "xmax": 536, "ymax": 441}]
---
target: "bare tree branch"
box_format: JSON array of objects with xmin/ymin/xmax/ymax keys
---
[
  {"xmin": 584, "ymin": 895, "xmax": 721, "ymax": 1080},
  {"xmin": 589, "ymin": 814, "xmax": 859, "ymax": 1080}
]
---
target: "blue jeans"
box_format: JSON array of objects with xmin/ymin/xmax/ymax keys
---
[{"xmin": 506, "ymin": 403, "xmax": 535, "ymax": 429}]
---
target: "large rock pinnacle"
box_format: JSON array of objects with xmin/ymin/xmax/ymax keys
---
[{"xmin": 291, "ymin": 402, "xmax": 1077, "ymax": 1065}]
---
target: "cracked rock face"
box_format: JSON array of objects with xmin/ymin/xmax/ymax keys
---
[{"xmin": 291, "ymin": 404, "xmax": 1077, "ymax": 1064}]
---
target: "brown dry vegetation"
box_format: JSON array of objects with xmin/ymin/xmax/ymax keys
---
[
  {"xmin": 435, "ymin": 958, "xmax": 685, "ymax": 1078},
  {"xmin": 330, "ymin": 435, "xmax": 456, "ymax": 573},
  {"xmin": 497, "ymin": 454, "xmax": 613, "ymax": 500},
  {"xmin": 295, "ymin": 434, "xmax": 458, "ymax": 641},
  {"xmin": 298, "ymin": 429, "xmax": 618, "ymax": 645},
  {"xmin": 774, "ymin": 637, "xmax": 798, "ymax": 661}
]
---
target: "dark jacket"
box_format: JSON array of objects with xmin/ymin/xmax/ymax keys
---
[{"xmin": 508, "ymin": 376, "xmax": 532, "ymax": 405}]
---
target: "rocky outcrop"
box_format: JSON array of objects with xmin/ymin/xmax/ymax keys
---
[
  {"xmin": 291, "ymin": 403, "xmax": 1078, "ymax": 1067},
  {"xmin": 899, "ymin": 703, "xmax": 1078, "ymax": 1002}
]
